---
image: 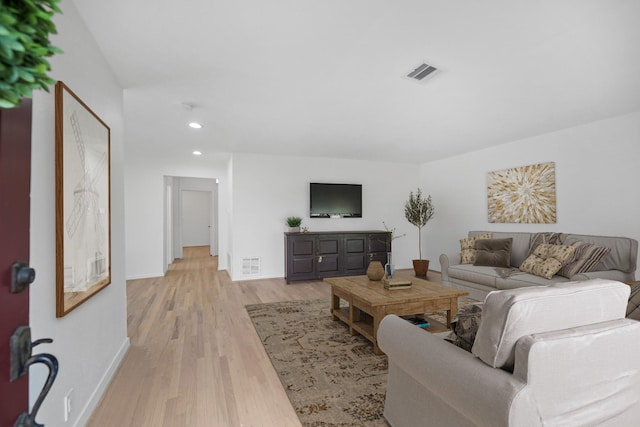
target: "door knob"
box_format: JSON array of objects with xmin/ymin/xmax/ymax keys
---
[{"xmin": 11, "ymin": 261, "xmax": 36, "ymax": 293}]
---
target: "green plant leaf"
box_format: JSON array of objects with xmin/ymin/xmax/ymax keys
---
[
  {"xmin": 0, "ymin": 98, "xmax": 18, "ymax": 108},
  {"xmin": 0, "ymin": 14, "xmax": 17, "ymax": 26},
  {"xmin": 0, "ymin": 0, "xmax": 62, "ymax": 107},
  {"xmin": 17, "ymin": 69, "xmax": 35, "ymax": 82},
  {"xmin": 8, "ymin": 39, "xmax": 25, "ymax": 52},
  {"xmin": 0, "ymin": 40, "xmax": 15, "ymax": 60}
]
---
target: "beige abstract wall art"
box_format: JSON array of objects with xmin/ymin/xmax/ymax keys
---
[{"xmin": 487, "ymin": 162, "xmax": 556, "ymax": 224}]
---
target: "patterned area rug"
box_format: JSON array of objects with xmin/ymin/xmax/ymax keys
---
[{"xmin": 246, "ymin": 298, "xmax": 475, "ymax": 427}]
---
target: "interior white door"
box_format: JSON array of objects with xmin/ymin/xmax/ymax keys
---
[{"xmin": 181, "ymin": 190, "xmax": 211, "ymax": 247}]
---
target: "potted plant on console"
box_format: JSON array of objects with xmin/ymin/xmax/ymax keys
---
[
  {"xmin": 286, "ymin": 216, "xmax": 302, "ymax": 233},
  {"xmin": 404, "ymin": 189, "xmax": 434, "ymax": 277}
]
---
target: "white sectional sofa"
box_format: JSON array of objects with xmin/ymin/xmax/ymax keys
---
[
  {"xmin": 440, "ymin": 231, "xmax": 638, "ymax": 300},
  {"xmin": 378, "ymin": 280, "xmax": 640, "ymax": 427}
]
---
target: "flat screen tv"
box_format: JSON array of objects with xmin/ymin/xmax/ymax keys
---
[{"xmin": 310, "ymin": 183, "xmax": 362, "ymax": 218}]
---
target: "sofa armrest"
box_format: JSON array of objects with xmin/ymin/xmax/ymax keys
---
[
  {"xmin": 378, "ymin": 315, "xmax": 525, "ymax": 427},
  {"xmin": 439, "ymin": 252, "xmax": 461, "ymax": 282},
  {"xmin": 512, "ymin": 319, "xmax": 640, "ymax": 425}
]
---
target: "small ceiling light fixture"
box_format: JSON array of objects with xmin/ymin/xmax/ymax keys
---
[
  {"xmin": 189, "ymin": 122, "xmax": 203, "ymax": 129},
  {"xmin": 193, "ymin": 150, "xmax": 202, "ymax": 156}
]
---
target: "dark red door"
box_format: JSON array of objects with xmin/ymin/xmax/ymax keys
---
[{"xmin": 0, "ymin": 99, "xmax": 32, "ymax": 426}]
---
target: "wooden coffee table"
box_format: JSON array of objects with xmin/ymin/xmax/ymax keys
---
[{"xmin": 325, "ymin": 274, "xmax": 468, "ymax": 354}]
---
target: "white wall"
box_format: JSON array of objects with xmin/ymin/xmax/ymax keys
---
[
  {"xmin": 230, "ymin": 153, "xmax": 420, "ymax": 280},
  {"xmin": 163, "ymin": 176, "xmax": 174, "ymax": 272},
  {"xmin": 29, "ymin": 1, "xmax": 128, "ymax": 425},
  {"xmin": 420, "ymin": 111, "xmax": 640, "ymax": 273},
  {"xmin": 225, "ymin": 156, "xmax": 235, "ymax": 277},
  {"xmin": 124, "ymin": 149, "xmax": 230, "ymax": 279}
]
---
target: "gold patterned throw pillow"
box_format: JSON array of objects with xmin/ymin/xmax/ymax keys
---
[
  {"xmin": 519, "ymin": 244, "xmax": 576, "ymax": 279},
  {"xmin": 460, "ymin": 232, "xmax": 493, "ymax": 264}
]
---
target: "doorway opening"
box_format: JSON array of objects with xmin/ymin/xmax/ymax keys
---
[{"xmin": 163, "ymin": 176, "xmax": 218, "ymax": 274}]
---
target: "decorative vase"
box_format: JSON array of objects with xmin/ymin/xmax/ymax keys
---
[
  {"xmin": 413, "ymin": 259, "xmax": 429, "ymax": 278},
  {"xmin": 288, "ymin": 226, "xmax": 300, "ymax": 233},
  {"xmin": 384, "ymin": 252, "xmax": 395, "ymax": 279},
  {"xmin": 366, "ymin": 261, "xmax": 385, "ymax": 281}
]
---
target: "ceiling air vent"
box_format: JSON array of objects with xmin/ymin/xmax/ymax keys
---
[{"xmin": 406, "ymin": 63, "xmax": 438, "ymax": 81}]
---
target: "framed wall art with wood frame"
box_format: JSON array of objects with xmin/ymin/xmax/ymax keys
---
[
  {"xmin": 486, "ymin": 161, "xmax": 556, "ymax": 224},
  {"xmin": 55, "ymin": 81, "xmax": 111, "ymax": 317}
]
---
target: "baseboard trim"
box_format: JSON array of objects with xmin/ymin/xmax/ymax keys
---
[
  {"xmin": 73, "ymin": 337, "xmax": 130, "ymax": 427},
  {"xmin": 126, "ymin": 272, "xmax": 163, "ymax": 280}
]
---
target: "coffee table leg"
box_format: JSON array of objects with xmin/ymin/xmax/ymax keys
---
[
  {"xmin": 349, "ymin": 304, "xmax": 361, "ymax": 335},
  {"xmin": 372, "ymin": 310, "xmax": 383, "ymax": 355},
  {"xmin": 447, "ymin": 297, "xmax": 459, "ymax": 328},
  {"xmin": 331, "ymin": 290, "xmax": 339, "ymax": 321}
]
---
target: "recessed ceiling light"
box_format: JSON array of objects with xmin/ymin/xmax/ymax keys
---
[
  {"xmin": 189, "ymin": 122, "xmax": 203, "ymax": 129},
  {"xmin": 193, "ymin": 150, "xmax": 202, "ymax": 156}
]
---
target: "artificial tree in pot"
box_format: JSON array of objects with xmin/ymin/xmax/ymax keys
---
[{"xmin": 404, "ymin": 189, "xmax": 434, "ymax": 277}]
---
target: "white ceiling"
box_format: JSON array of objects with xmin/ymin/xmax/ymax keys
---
[{"xmin": 72, "ymin": 0, "xmax": 640, "ymax": 163}]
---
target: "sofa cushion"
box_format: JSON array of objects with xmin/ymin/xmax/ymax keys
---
[
  {"xmin": 557, "ymin": 240, "xmax": 611, "ymax": 278},
  {"xmin": 472, "ymin": 279, "xmax": 630, "ymax": 371},
  {"xmin": 447, "ymin": 264, "xmax": 500, "ymax": 288},
  {"xmin": 460, "ymin": 232, "xmax": 492, "ymax": 264},
  {"xmin": 495, "ymin": 273, "xmax": 570, "ymax": 290},
  {"xmin": 519, "ymin": 244, "xmax": 576, "ymax": 279},
  {"xmin": 474, "ymin": 238, "xmax": 512, "ymax": 268}
]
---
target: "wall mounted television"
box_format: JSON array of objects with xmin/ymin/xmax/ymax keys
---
[{"xmin": 310, "ymin": 183, "xmax": 362, "ymax": 218}]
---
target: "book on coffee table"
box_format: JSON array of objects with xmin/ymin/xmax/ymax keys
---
[{"xmin": 383, "ymin": 278, "xmax": 412, "ymax": 290}]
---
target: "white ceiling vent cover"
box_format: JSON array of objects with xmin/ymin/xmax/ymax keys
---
[{"xmin": 406, "ymin": 63, "xmax": 438, "ymax": 82}]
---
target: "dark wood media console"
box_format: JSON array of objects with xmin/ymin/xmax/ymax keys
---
[{"xmin": 284, "ymin": 230, "xmax": 391, "ymax": 283}]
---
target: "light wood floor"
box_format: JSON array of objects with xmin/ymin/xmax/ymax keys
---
[{"xmin": 87, "ymin": 246, "xmax": 441, "ymax": 426}]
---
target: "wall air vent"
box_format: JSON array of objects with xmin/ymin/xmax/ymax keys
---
[
  {"xmin": 242, "ymin": 257, "xmax": 260, "ymax": 275},
  {"xmin": 406, "ymin": 63, "xmax": 438, "ymax": 82}
]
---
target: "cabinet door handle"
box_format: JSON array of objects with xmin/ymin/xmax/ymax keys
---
[{"xmin": 318, "ymin": 256, "xmax": 323, "ymax": 263}]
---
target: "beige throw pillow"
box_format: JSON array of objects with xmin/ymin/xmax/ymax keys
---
[
  {"xmin": 460, "ymin": 232, "xmax": 492, "ymax": 264},
  {"xmin": 519, "ymin": 243, "xmax": 576, "ymax": 279}
]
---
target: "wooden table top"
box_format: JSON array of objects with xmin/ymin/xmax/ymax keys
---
[{"xmin": 325, "ymin": 273, "xmax": 468, "ymax": 306}]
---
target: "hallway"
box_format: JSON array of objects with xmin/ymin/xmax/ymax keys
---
[{"xmin": 87, "ymin": 246, "xmax": 330, "ymax": 426}]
